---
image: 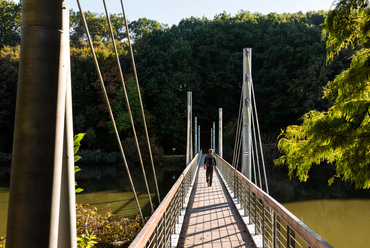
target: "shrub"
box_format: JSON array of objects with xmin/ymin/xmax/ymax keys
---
[
  {"xmin": 76, "ymin": 205, "xmax": 143, "ymax": 247},
  {"xmin": 0, "ymin": 236, "xmax": 5, "ymax": 248}
]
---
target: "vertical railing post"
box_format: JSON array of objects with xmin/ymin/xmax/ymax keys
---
[
  {"xmin": 287, "ymin": 225, "xmax": 290, "ymax": 248},
  {"xmin": 277, "ymin": 215, "xmax": 281, "ymax": 248},
  {"xmin": 262, "ymin": 202, "xmax": 265, "ymax": 246},
  {"xmin": 290, "ymin": 227, "xmax": 296, "ymax": 248},
  {"xmin": 248, "ymin": 186, "xmax": 251, "ymax": 224}
]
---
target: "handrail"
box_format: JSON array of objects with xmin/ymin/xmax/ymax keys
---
[
  {"xmin": 129, "ymin": 152, "xmax": 202, "ymax": 248},
  {"xmin": 215, "ymin": 154, "xmax": 333, "ymax": 248}
]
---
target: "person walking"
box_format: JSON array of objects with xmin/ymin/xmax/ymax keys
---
[{"xmin": 204, "ymin": 148, "xmax": 217, "ymax": 187}]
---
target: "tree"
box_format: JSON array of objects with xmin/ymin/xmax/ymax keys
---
[
  {"xmin": 0, "ymin": 45, "xmax": 19, "ymax": 152},
  {"xmin": 275, "ymin": 0, "xmax": 370, "ymax": 189},
  {"xmin": 132, "ymin": 11, "xmax": 330, "ymax": 153},
  {"xmin": 69, "ymin": 10, "xmax": 126, "ymax": 46},
  {"xmin": 128, "ymin": 18, "xmax": 164, "ymax": 52},
  {"xmin": 0, "ymin": 0, "xmax": 21, "ymax": 47}
]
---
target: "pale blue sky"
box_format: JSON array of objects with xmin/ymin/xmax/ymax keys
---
[{"xmin": 68, "ymin": 0, "xmax": 335, "ymax": 26}]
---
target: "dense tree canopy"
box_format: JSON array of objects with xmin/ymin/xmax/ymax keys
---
[
  {"xmin": 133, "ymin": 11, "xmax": 333, "ymax": 152},
  {"xmin": 275, "ymin": 0, "xmax": 370, "ymax": 189},
  {"xmin": 1, "ymin": 3, "xmax": 354, "ymax": 169},
  {"xmin": 0, "ymin": 0, "xmax": 21, "ymax": 47}
]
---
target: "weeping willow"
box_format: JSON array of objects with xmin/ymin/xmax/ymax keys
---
[{"xmin": 275, "ymin": 0, "xmax": 370, "ymax": 189}]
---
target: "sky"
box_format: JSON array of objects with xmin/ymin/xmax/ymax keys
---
[{"xmin": 68, "ymin": 0, "xmax": 335, "ymax": 26}]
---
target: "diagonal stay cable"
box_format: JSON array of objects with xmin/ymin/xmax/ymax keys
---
[
  {"xmin": 102, "ymin": 0, "xmax": 154, "ymax": 213},
  {"xmin": 76, "ymin": 0, "xmax": 145, "ymax": 223},
  {"xmin": 235, "ymin": 111, "xmax": 243, "ymax": 170},
  {"xmin": 236, "ymin": 128, "xmax": 243, "ymax": 172},
  {"xmin": 251, "ymin": 105, "xmax": 262, "ymax": 188},
  {"xmin": 251, "ymin": 140, "xmax": 258, "ymax": 185},
  {"xmin": 251, "ymin": 80, "xmax": 269, "ymax": 194},
  {"xmin": 120, "ymin": 0, "xmax": 161, "ymax": 203},
  {"xmin": 233, "ymin": 84, "xmax": 244, "ymax": 168}
]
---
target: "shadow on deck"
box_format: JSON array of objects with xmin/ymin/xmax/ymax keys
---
[{"xmin": 178, "ymin": 155, "xmax": 254, "ymax": 248}]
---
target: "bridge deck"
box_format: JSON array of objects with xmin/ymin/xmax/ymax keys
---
[{"xmin": 178, "ymin": 155, "xmax": 254, "ymax": 248}]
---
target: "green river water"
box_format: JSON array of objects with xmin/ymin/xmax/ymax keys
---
[
  {"xmin": 1, "ymin": 164, "xmax": 370, "ymax": 247},
  {"xmin": 1, "ymin": 189, "xmax": 370, "ymax": 247}
]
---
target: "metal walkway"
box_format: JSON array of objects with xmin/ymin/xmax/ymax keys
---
[
  {"xmin": 178, "ymin": 155, "xmax": 253, "ymax": 247},
  {"xmin": 129, "ymin": 153, "xmax": 332, "ymax": 248}
]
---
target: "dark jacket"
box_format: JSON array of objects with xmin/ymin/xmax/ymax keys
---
[{"xmin": 204, "ymin": 154, "xmax": 216, "ymax": 170}]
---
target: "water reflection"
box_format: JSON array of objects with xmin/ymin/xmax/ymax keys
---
[
  {"xmin": 284, "ymin": 199, "xmax": 370, "ymax": 248},
  {"xmin": 76, "ymin": 190, "xmax": 155, "ymax": 219},
  {"xmin": 2, "ymin": 163, "xmax": 370, "ymax": 247},
  {"xmin": 0, "ymin": 162, "xmax": 185, "ymax": 236}
]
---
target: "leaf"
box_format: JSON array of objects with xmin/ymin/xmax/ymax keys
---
[
  {"xmin": 75, "ymin": 188, "xmax": 84, "ymax": 193},
  {"xmin": 74, "ymin": 133, "xmax": 86, "ymax": 155},
  {"xmin": 74, "ymin": 155, "xmax": 82, "ymax": 163}
]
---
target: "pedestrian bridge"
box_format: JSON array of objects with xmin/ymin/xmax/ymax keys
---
[
  {"xmin": 129, "ymin": 152, "xmax": 333, "ymax": 248},
  {"xmin": 5, "ymin": 2, "xmax": 337, "ymax": 247}
]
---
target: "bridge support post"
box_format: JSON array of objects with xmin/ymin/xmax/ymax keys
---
[
  {"xmin": 186, "ymin": 91, "xmax": 192, "ymax": 164},
  {"xmin": 198, "ymin": 125, "xmax": 200, "ymax": 153},
  {"xmin": 242, "ymin": 48, "xmax": 252, "ymax": 179},
  {"xmin": 213, "ymin": 122, "xmax": 216, "ymax": 151},
  {"xmin": 194, "ymin": 117, "xmax": 198, "ymax": 154},
  {"xmin": 219, "ymin": 108, "xmax": 223, "ymax": 158},
  {"xmin": 6, "ymin": 0, "xmax": 76, "ymax": 247}
]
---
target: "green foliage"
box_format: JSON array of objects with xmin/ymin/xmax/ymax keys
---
[
  {"xmin": 276, "ymin": 1, "xmax": 370, "ymax": 189},
  {"xmin": 0, "ymin": 0, "xmax": 21, "ymax": 47},
  {"xmin": 74, "ymin": 133, "xmax": 86, "ymax": 162},
  {"xmin": 75, "ymin": 133, "xmax": 86, "ymax": 193},
  {"xmin": 134, "ymin": 10, "xmax": 330, "ymax": 152},
  {"xmin": 76, "ymin": 204, "xmax": 142, "ymax": 247},
  {"xmin": 0, "ymin": 4, "xmax": 340, "ymax": 159},
  {"xmin": 0, "ymin": 236, "xmax": 5, "ymax": 248},
  {"xmin": 0, "ymin": 45, "xmax": 18, "ymax": 152},
  {"xmin": 69, "ymin": 10, "xmax": 126, "ymax": 46},
  {"xmin": 128, "ymin": 17, "xmax": 165, "ymax": 52},
  {"xmin": 77, "ymin": 232, "xmax": 98, "ymax": 248},
  {"xmin": 323, "ymin": 0, "xmax": 370, "ymax": 61}
]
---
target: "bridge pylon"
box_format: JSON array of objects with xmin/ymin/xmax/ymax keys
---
[
  {"xmin": 6, "ymin": 1, "xmax": 77, "ymax": 247},
  {"xmin": 242, "ymin": 48, "xmax": 252, "ymax": 179}
]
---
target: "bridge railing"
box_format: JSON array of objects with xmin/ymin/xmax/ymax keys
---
[
  {"xmin": 129, "ymin": 152, "xmax": 202, "ymax": 248},
  {"xmin": 215, "ymin": 154, "xmax": 333, "ymax": 248}
]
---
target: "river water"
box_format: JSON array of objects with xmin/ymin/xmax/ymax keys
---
[
  {"xmin": 283, "ymin": 199, "xmax": 370, "ymax": 248},
  {"xmin": 1, "ymin": 170, "xmax": 370, "ymax": 247},
  {"xmin": 2, "ymin": 189, "xmax": 370, "ymax": 246}
]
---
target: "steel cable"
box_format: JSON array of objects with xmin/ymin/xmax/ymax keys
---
[
  {"xmin": 251, "ymin": 80, "xmax": 269, "ymax": 194},
  {"xmin": 232, "ymin": 84, "xmax": 244, "ymax": 169},
  {"xmin": 119, "ymin": 0, "xmax": 161, "ymax": 204},
  {"xmin": 251, "ymin": 105, "xmax": 262, "ymax": 188},
  {"xmin": 102, "ymin": 0, "xmax": 154, "ymax": 213},
  {"xmin": 76, "ymin": 0, "xmax": 145, "ymax": 222}
]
